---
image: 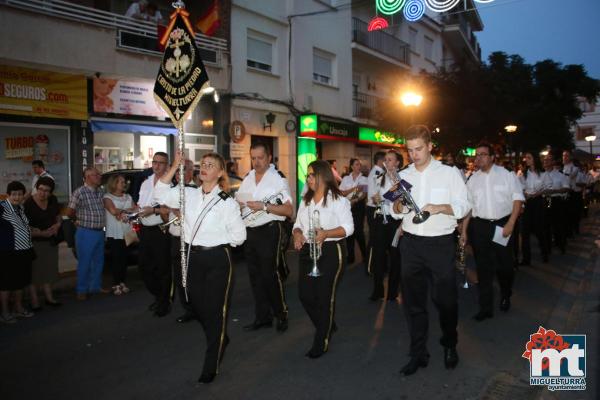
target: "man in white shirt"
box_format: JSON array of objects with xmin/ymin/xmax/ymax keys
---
[
  {"xmin": 31, "ymin": 160, "xmax": 54, "ymax": 196},
  {"xmin": 236, "ymin": 142, "xmax": 294, "ymax": 333},
  {"xmin": 365, "ymin": 151, "xmax": 385, "ymax": 275},
  {"xmin": 461, "ymin": 142, "xmax": 524, "ymax": 323},
  {"xmin": 137, "ymin": 152, "xmax": 172, "ymax": 317},
  {"xmin": 562, "ymin": 151, "xmax": 582, "ymax": 236},
  {"xmin": 390, "ymin": 126, "xmax": 470, "ymax": 375}
]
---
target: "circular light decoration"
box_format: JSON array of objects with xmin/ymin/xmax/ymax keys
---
[
  {"xmin": 368, "ymin": 16, "xmax": 390, "ymax": 31},
  {"xmin": 423, "ymin": 0, "xmax": 461, "ymax": 13},
  {"xmin": 403, "ymin": 0, "xmax": 425, "ymax": 22},
  {"xmin": 376, "ymin": 0, "xmax": 407, "ymax": 15},
  {"xmin": 474, "ymin": 0, "xmax": 495, "ymax": 3}
]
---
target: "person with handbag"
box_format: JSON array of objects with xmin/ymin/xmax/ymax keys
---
[
  {"xmin": 103, "ymin": 174, "xmax": 137, "ymax": 296},
  {"xmin": 24, "ymin": 176, "xmax": 62, "ymax": 309}
]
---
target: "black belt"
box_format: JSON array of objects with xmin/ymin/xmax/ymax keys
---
[
  {"xmin": 473, "ymin": 215, "xmax": 510, "ymax": 224},
  {"xmin": 247, "ymin": 221, "xmax": 279, "ymax": 230},
  {"xmin": 403, "ymin": 232, "xmax": 454, "ymax": 242},
  {"xmin": 188, "ymin": 244, "xmax": 229, "ymax": 252}
]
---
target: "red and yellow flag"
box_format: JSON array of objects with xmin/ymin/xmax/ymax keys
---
[{"xmin": 196, "ymin": 0, "xmax": 220, "ymax": 36}]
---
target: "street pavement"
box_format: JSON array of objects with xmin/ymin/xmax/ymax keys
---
[{"xmin": 1, "ymin": 211, "xmax": 599, "ymax": 400}]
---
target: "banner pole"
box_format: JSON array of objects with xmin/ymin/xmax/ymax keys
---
[{"xmin": 178, "ymin": 125, "xmax": 188, "ymax": 300}]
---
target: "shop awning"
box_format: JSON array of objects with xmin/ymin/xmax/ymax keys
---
[{"xmin": 90, "ymin": 120, "xmax": 177, "ymax": 136}]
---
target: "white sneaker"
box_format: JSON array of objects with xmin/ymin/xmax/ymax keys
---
[
  {"xmin": 0, "ymin": 312, "xmax": 16, "ymax": 324},
  {"xmin": 112, "ymin": 285, "xmax": 123, "ymax": 296},
  {"xmin": 119, "ymin": 283, "xmax": 130, "ymax": 294}
]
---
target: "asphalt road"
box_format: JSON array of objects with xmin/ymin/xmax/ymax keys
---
[{"xmin": 1, "ymin": 212, "xmax": 599, "ymax": 400}]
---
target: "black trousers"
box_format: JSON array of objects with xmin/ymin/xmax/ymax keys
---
[
  {"xmin": 298, "ymin": 240, "xmax": 346, "ymax": 353},
  {"xmin": 365, "ymin": 205, "xmax": 377, "ymax": 274},
  {"xmin": 187, "ymin": 246, "xmax": 233, "ymax": 376},
  {"xmin": 371, "ymin": 215, "xmax": 402, "ymax": 300},
  {"xmin": 346, "ymin": 202, "xmax": 367, "ymax": 263},
  {"xmin": 400, "ymin": 232, "xmax": 457, "ymax": 358},
  {"xmin": 138, "ymin": 226, "xmax": 172, "ymax": 308},
  {"xmin": 171, "ymin": 235, "xmax": 194, "ymax": 314},
  {"xmin": 548, "ymin": 197, "xmax": 567, "ymax": 253},
  {"xmin": 522, "ymin": 197, "xmax": 549, "ymax": 263},
  {"xmin": 568, "ymin": 192, "xmax": 583, "ymax": 235},
  {"xmin": 107, "ymin": 238, "xmax": 127, "ymax": 285},
  {"xmin": 245, "ymin": 222, "xmax": 288, "ymax": 323},
  {"xmin": 468, "ymin": 217, "xmax": 515, "ymax": 314}
]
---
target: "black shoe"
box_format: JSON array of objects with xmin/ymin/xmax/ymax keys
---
[
  {"xmin": 399, "ymin": 356, "xmax": 429, "ymax": 376},
  {"xmin": 500, "ymin": 297, "xmax": 511, "ymax": 312},
  {"xmin": 153, "ymin": 304, "xmax": 171, "ymax": 317},
  {"xmin": 176, "ymin": 313, "xmax": 195, "ymax": 323},
  {"xmin": 243, "ymin": 320, "xmax": 273, "ymax": 331},
  {"xmin": 305, "ymin": 348, "xmax": 326, "ymax": 359},
  {"xmin": 276, "ymin": 317, "xmax": 288, "ymax": 332},
  {"xmin": 198, "ymin": 372, "xmax": 216, "ymax": 384},
  {"xmin": 444, "ymin": 347, "xmax": 459, "ymax": 369},
  {"xmin": 45, "ymin": 300, "xmax": 62, "ymax": 307},
  {"xmin": 472, "ymin": 310, "xmax": 493, "ymax": 322}
]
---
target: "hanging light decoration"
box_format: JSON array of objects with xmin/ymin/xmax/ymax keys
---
[
  {"xmin": 375, "ymin": 0, "xmax": 407, "ymax": 15},
  {"xmin": 368, "ymin": 16, "xmax": 390, "ymax": 31},
  {"xmin": 403, "ymin": 0, "xmax": 425, "ymax": 22}
]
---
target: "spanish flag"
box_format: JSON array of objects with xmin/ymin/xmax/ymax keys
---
[{"xmin": 196, "ymin": 0, "xmax": 220, "ymax": 36}]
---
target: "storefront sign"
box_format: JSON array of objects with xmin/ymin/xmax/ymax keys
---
[
  {"xmin": 229, "ymin": 120, "xmax": 246, "ymax": 143},
  {"xmin": 93, "ymin": 77, "xmax": 168, "ymax": 118},
  {"xmin": 358, "ymin": 127, "xmax": 404, "ymax": 146},
  {"xmin": 0, "ymin": 65, "xmax": 87, "ymax": 120},
  {"xmin": 299, "ymin": 114, "xmax": 358, "ymax": 141},
  {"xmin": 4, "ymin": 136, "xmax": 34, "ymax": 159}
]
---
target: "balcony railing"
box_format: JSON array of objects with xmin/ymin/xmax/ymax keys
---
[
  {"xmin": 441, "ymin": 13, "xmax": 481, "ymax": 60},
  {"xmin": 352, "ymin": 18, "xmax": 410, "ymax": 66},
  {"xmin": 0, "ymin": 0, "xmax": 228, "ymax": 61},
  {"xmin": 353, "ymin": 91, "xmax": 385, "ymax": 120}
]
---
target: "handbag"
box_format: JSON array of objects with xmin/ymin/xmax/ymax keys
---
[{"xmin": 123, "ymin": 225, "xmax": 139, "ymax": 247}]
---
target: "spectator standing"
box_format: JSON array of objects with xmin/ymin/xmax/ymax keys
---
[
  {"xmin": 31, "ymin": 160, "xmax": 54, "ymax": 197},
  {"xmin": 24, "ymin": 177, "xmax": 62, "ymax": 309},
  {"xmin": 1, "ymin": 181, "xmax": 35, "ymax": 323},
  {"xmin": 67, "ymin": 167, "xmax": 106, "ymax": 300},
  {"xmin": 103, "ymin": 174, "xmax": 137, "ymax": 296}
]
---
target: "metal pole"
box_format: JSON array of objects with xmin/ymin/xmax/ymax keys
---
[{"xmin": 178, "ymin": 126, "xmax": 187, "ymax": 300}]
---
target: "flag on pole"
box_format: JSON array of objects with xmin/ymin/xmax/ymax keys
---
[
  {"xmin": 196, "ymin": 0, "xmax": 220, "ymax": 36},
  {"xmin": 153, "ymin": 6, "xmax": 210, "ymax": 129}
]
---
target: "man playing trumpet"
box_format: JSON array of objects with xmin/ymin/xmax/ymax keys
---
[{"xmin": 236, "ymin": 142, "xmax": 294, "ymax": 333}]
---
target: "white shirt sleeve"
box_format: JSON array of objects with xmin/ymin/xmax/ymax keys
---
[
  {"xmin": 339, "ymin": 176, "xmax": 352, "ymax": 191},
  {"xmin": 153, "ymin": 180, "xmax": 179, "ymax": 208},
  {"xmin": 336, "ymin": 197, "xmax": 354, "ymax": 237},
  {"xmin": 223, "ymin": 198, "xmax": 246, "ymax": 247},
  {"xmin": 448, "ymin": 167, "xmax": 471, "ymax": 219},
  {"xmin": 510, "ymin": 172, "xmax": 526, "ymax": 202}
]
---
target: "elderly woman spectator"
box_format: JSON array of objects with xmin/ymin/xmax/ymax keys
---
[
  {"xmin": 24, "ymin": 177, "xmax": 62, "ymax": 309},
  {"xmin": 103, "ymin": 174, "xmax": 137, "ymax": 295},
  {"xmin": 1, "ymin": 181, "xmax": 35, "ymax": 323}
]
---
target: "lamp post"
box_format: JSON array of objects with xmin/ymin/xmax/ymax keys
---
[
  {"xmin": 585, "ymin": 135, "xmax": 597, "ymax": 157},
  {"xmin": 401, "ymin": 91, "xmax": 423, "ymax": 128},
  {"xmin": 504, "ymin": 124, "xmax": 518, "ymax": 164}
]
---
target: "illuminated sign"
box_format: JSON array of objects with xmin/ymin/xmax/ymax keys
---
[
  {"xmin": 299, "ymin": 114, "xmax": 317, "ymax": 137},
  {"xmin": 462, "ymin": 147, "xmax": 476, "ymax": 156},
  {"xmin": 296, "ymin": 137, "xmax": 317, "ymax": 205},
  {"xmin": 299, "ymin": 114, "xmax": 358, "ymax": 141},
  {"xmin": 358, "ymin": 127, "xmax": 404, "ymax": 146}
]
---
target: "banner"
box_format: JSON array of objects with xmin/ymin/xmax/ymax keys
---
[
  {"xmin": 0, "ymin": 65, "xmax": 87, "ymax": 120},
  {"xmin": 93, "ymin": 77, "xmax": 168, "ymax": 118}
]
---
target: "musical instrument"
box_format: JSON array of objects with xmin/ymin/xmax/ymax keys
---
[
  {"xmin": 456, "ymin": 234, "xmax": 468, "ymax": 289},
  {"xmin": 241, "ymin": 190, "xmax": 285, "ymax": 222},
  {"xmin": 387, "ymin": 171, "xmax": 430, "ymax": 224},
  {"xmin": 159, "ymin": 216, "xmax": 181, "ymax": 233},
  {"xmin": 308, "ymin": 209, "xmax": 322, "ymax": 277},
  {"xmin": 373, "ymin": 173, "xmax": 388, "ymax": 224}
]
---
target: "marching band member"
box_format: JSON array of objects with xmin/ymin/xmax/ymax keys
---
[
  {"xmin": 365, "ymin": 152, "xmax": 386, "ymax": 275},
  {"xmin": 562, "ymin": 151, "xmax": 582, "ymax": 236},
  {"xmin": 370, "ymin": 150, "xmax": 403, "ymax": 302},
  {"xmin": 391, "ymin": 126, "xmax": 470, "ymax": 375},
  {"xmin": 236, "ymin": 142, "xmax": 294, "ymax": 333},
  {"xmin": 339, "ymin": 158, "xmax": 368, "ymax": 265},
  {"xmin": 292, "ymin": 160, "xmax": 353, "ymax": 358},
  {"xmin": 154, "ymin": 152, "xmax": 246, "ymax": 384},
  {"xmin": 462, "ymin": 142, "xmax": 524, "ymax": 322},
  {"xmin": 543, "ymin": 153, "xmax": 570, "ymax": 254},
  {"xmin": 518, "ymin": 152, "xmax": 551, "ymax": 265}
]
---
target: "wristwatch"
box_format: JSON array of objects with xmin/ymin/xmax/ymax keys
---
[
  {"xmin": 153, "ymin": 205, "xmax": 160, "ymax": 215},
  {"xmin": 263, "ymin": 202, "xmax": 268, "ymax": 213}
]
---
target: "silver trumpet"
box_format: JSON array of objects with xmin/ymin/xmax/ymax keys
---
[
  {"xmin": 308, "ymin": 209, "xmax": 322, "ymax": 277},
  {"xmin": 241, "ymin": 190, "xmax": 285, "ymax": 222},
  {"xmin": 456, "ymin": 234, "xmax": 468, "ymax": 289},
  {"xmin": 159, "ymin": 216, "xmax": 181, "ymax": 233},
  {"xmin": 390, "ymin": 171, "xmax": 430, "ymax": 224}
]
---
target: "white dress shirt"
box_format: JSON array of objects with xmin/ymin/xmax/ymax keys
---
[
  {"xmin": 390, "ymin": 159, "xmax": 470, "ymax": 237},
  {"xmin": 339, "ymin": 173, "xmax": 369, "ymax": 201},
  {"xmin": 236, "ymin": 165, "xmax": 292, "ymax": 228},
  {"xmin": 138, "ymin": 174, "xmax": 164, "ymax": 226},
  {"xmin": 562, "ymin": 162, "xmax": 581, "ymax": 192},
  {"xmin": 546, "ymin": 169, "xmax": 570, "ymax": 198},
  {"xmin": 377, "ymin": 170, "xmax": 399, "ymax": 217},
  {"xmin": 467, "ymin": 164, "xmax": 525, "ymax": 220},
  {"xmin": 366, "ymin": 165, "xmax": 384, "ymax": 207},
  {"xmin": 154, "ymin": 181, "xmax": 246, "ymax": 247},
  {"xmin": 518, "ymin": 170, "xmax": 552, "ymax": 196},
  {"xmin": 293, "ymin": 194, "xmax": 354, "ymax": 241}
]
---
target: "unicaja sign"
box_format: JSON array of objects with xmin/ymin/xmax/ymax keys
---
[{"xmin": 522, "ymin": 326, "xmax": 586, "ymax": 391}]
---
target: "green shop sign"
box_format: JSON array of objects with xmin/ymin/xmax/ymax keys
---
[
  {"xmin": 358, "ymin": 127, "xmax": 404, "ymax": 146},
  {"xmin": 299, "ymin": 114, "xmax": 357, "ymax": 141}
]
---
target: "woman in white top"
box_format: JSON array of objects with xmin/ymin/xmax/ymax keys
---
[
  {"xmin": 293, "ymin": 160, "xmax": 354, "ymax": 359},
  {"xmin": 518, "ymin": 152, "xmax": 551, "ymax": 265},
  {"xmin": 338, "ymin": 158, "xmax": 368, "ymax": 265},
  {"xmin": 103, "ymin": 175, "xmax": 137, "ymax": 295},
  {"xmin": 154, "ymin": 152, "xmax": 246, "ymax": 384}
]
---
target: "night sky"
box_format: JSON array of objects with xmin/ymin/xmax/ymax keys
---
[{"xmin": 477, "ymin": 0, "xmax": 600, "ymax": 79}]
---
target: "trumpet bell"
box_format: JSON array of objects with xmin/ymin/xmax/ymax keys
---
[
  {"xmin": 412, "ymin": 210, "xmax": 430, "ymax": 224},
  {"xmin": 308, "ymin": 265, "xmax": 321, "ymax": 277}
]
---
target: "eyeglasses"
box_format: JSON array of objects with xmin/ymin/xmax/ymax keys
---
[
  {"xmin": 200, "ymin": 162, "xmax": 217, "ymax": 170},
  {"xmin": 152, "ymin": 160, "xmax": 167, "ymax": 165},
  {"xmin": 475, "ymin": 153, "xmax": 490, "ymax": 157}
]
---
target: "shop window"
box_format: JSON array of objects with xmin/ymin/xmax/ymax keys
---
[
  {"xmin": 313, "ymin": 48, "xmax": 335, "ymax": 86},
  {"xmin": 247, "ymin": 33, "xmax": 274, "ymax": 73}
]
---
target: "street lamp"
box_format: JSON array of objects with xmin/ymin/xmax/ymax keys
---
[
  {"xmin": 504, "ymin": 125, "xmax": 518, "ymax": 163},
  {"xmin": 585, "ymin": 134, "xmax": 597, "ymax": 156},
  {"xmin": 400, "ymin": 92, "xmax": 423, "ymax": 107}
]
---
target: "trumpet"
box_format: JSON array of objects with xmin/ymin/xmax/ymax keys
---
[
  {"xmin": 159, "ymin": 216, "xmax": 181, "ymax": 233},
  {"xmin": 374, "ymin": 173, "xmax": 388, "ymax": 224},
  {"xmin": 389, "ymin": 171, "xmax": 430, "ymax": 224},
  {"xmin": 307, "ymin": 209, "xmax": 322, "ymax": 277},
  {"xmin": 456, "ymin": 234, "xmax": 468, "ymax": 289},
  {"xmin": 241, "ymin": 190, "xmax": 285, "ymax": 222}
]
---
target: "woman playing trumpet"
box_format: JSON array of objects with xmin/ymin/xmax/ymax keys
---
[
  {"xmin": 154, "ymin": 152, "xmax": 246, "ymax": 384},
  {"xmin": 292, "ymin": 160, "xmax": 353, "ymax": 358}
]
